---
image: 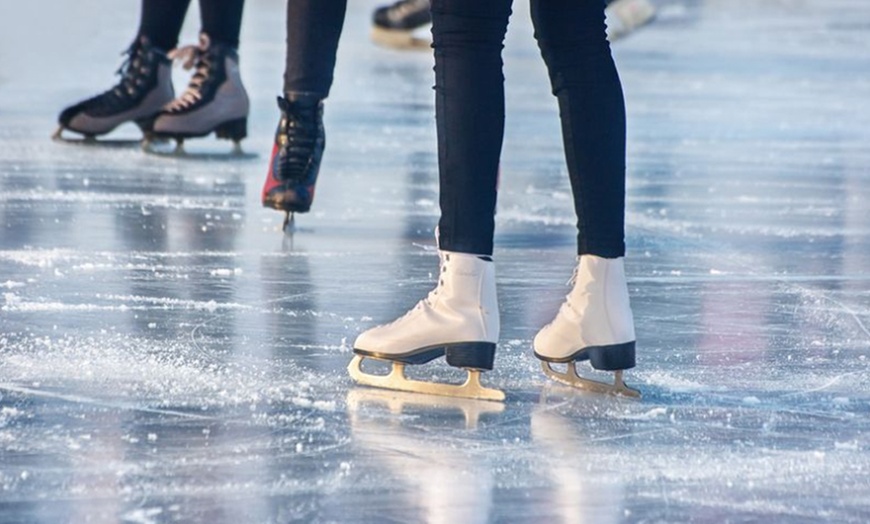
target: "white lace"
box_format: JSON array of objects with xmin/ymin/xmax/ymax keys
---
[
  {"xmin": 165, "ymin": 34, "xmax": 210, "ymax": 112},
  {"xmin": 566, "ymin": 263, "xmax": 580, "ymax": 286},
  {"xmin": 424, "ymin": 251, "xmax": 448, "ymax": 306},
  {"xmin": 381, "ymin": 252, "xmax": 446, "ymax": 327}
]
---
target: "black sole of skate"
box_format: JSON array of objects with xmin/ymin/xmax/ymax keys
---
[
  {"xmin": 262, "ymin": 199, "xmax": 312, "ymax": 215},
  {"xmin": 534, "ymin": 341, "xmax": 636, "ymax": 371},
  {"xmin": 150, "ymin": 117, "xmax": 248, "ymax": 142},
  {"xmin": 354, "ymin": 341, "xmax": 497, "ymax": 371}
]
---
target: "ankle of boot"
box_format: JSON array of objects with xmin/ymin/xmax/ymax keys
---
[{"xmin": 284, "ymin": 91, "xmax": 323, "ymax": 107}]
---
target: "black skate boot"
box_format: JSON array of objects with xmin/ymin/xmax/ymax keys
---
[
  {"xmin": 261, "ymin": 94, "xmax": 325, "ymax": 232},
  {"xmin": 371, "ymin": 0, "xmax": 432, "ymax": 50},
  {"xmin": 150, "ymin": 33, "xmax": 250, "ymax": 154},
  {"xmin": 55, "ymin": 36, "xmax": 174, "ymax": 142}
]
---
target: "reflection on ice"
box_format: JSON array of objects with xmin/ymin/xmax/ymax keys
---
[
  {"xmin": 347, "ymin": 389, "xmax": 497, "ymax": 524},
  {"xmin": 531, "ymin": 404, "xmax": 625, "ymax": 524}
]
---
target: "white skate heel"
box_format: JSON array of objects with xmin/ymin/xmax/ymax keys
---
[
  {"xmin": 349, "ymin": 250, "xmax": 504, "ymax": 401},
  {"xmin": 534, "ymin": 255, "xmax": 640, "ymax": 398}
]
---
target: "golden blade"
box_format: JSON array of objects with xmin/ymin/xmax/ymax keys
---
[
  {"xmin": 540, "ymin": 361, "xmax": 641, "ymax": 398},
  {"xmin": 347, "ymin": 355, "xmax": 505, "ymax": 402}
]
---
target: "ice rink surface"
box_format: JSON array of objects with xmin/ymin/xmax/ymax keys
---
[{"xmin": 2, "ymin": 0, "xmax": 870, "ymax": 522}]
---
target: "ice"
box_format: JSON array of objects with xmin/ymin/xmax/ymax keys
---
[{"xmin": 2, "ymin": 0, "xmax": 870, "ymax": 522}]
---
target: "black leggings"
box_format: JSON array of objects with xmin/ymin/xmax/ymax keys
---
[
  {"xmin": 282, "ymin": 0, "xmax": 347, "ymax": 97},
  {"xmin": 432, "ymin": 0, "xmax": 627, "ymax": 258},
  {"xmin": 138, "ymin": 0, "xmax": 245, "ymax": 51},
  {"xmin": 138, "ymin": 0, "xmax": 344, "ymax": 94},
  {"xmin": 276, "ymin": 0, "xmax": 626, "ymax": 257}
]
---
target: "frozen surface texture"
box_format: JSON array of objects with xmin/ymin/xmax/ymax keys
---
[{"xmin": 2, "ymin": 0, "xmax": 869, "ymax": 522}]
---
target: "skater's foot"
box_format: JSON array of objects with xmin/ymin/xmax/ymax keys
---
[
  {"xmin": 371, "ymin": 0, "xmax": 432, "ymax": 50},
  {"xmin": 533, "ymin": 255, "xmax": 640, "ymax": 397},
  {"xmin": 261, "ymin": 93, "xmax": 325, "ymax": 216},
  {"xmin": 150, "ymin": 33, "xmax": 249, "ymax": 152},
  {"xmin": 350, "ymin": 250, "xmax": 503, "ymax": 401},
  {"xmin": 55, "ymin": 36, "xmax": 174, "ymax": 140}
]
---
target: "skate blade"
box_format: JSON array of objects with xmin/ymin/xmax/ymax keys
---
[
  {"xmin": 348, "ymin": 355, "xmax": 505, "ymax": 402},
  {"xmin": 540, "ymin": 361, "xmax": 641, "ymax": 399},
  {"xmin": 283, "ymin": 212, "xmax": 296, "ymax": 235},
  {"xmin": 52, "ymin": 127, "xmax": 146, "ymax": 149},
  {"xmin": 142, "ymin": 139, "xmax": 257, "ymax": 160},
  {"xmin": 346, "ymin": 388, "xmax": 504, "ymax": 429},
  {"xmin": 370, "ymin": 27, "xmax": 432, "ymax": 51}
]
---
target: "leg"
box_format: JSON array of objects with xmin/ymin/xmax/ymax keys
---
[
  {"xmin": 139, "ymin": 0, "xmax": 192, "ymax": 51},
  {"xmin": 262, "ymin": 0, "xmax": 347, "ymax": 227},
  {"xmin": 199, "ymin": 0, "xmax": 245, "ymax": 49},
  {"xmin": 531, "ymin": 0, "xmax": 638, "ymax": 397},
  {"xmin": 532, "ymin": 0, "xmax": 626, "ymax": 258},
  {"xmin": 150, "ymin": 0, "xmax": 250, "ymax": 151},
  {"xmin": 432, "ymin": 0, "xmax": 512, "ymax": 256},
  {"xmin": 349, "ymin": 0, "xmax": 512, "ymax": 400},
  {"xmin": 55, "ymin": 0, "xmax": 184, "ymax": 139},
  {"xmin": 283, "ymin": 0, "xmax": 347, "ymax": 99}
]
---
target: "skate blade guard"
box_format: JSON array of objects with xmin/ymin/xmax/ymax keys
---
[{"xmin": 348, "ymin": 355, "xmax": 505, "ymax": 402}]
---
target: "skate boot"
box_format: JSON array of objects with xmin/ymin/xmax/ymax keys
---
[
  {"xmin": 349, "ymin": 250, "xmax": 504, "ymax": 401},
  {"xmin": 150, "ymin": 33, "xmax": 249, "ymax": 154},
  {"xmin": 533, "ymin": 255, "xmax": 640, "ymax": 397},
  {"xmin": 54, "ymin": 36, "xmax": 173, "ymax": 142},
  {"xmin": 371, "ymin": 0, "xmax": 432, "ymax": 50},
  {"xmin": 260, "ymin": 93, "xmax": 325, "ymax": 232},
  {"xmin": 605, "ymin": 0, "xmax": 656, "ymax": 41}
]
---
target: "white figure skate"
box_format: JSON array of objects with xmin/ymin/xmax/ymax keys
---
[
  {"xmin": 349, "ymin": 250, "xmax": 504, "ymax": 401},
  {"xmin": 606, "ymin": 0, "xmax": 656, "ymax": 41},
  {"xmin": 534, "ymin": 255, "xmax": 640, "ymax": 398}
]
